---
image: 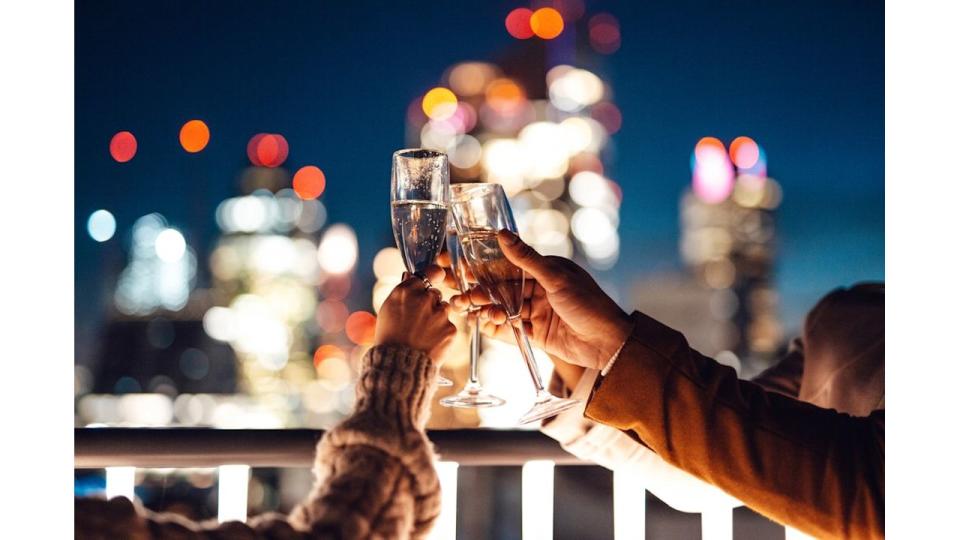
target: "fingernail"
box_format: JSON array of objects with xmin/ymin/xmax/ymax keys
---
[{"xmin": 499, "ymin": 229, "xmax": 519, "ymax": 245}]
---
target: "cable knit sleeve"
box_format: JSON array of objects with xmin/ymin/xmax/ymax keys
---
[
  {"xmin": 289, "ymin": 344, "xmax": 442, "ymax": 539},
  {"xmin": 75, "ymin": 345, "xmax": 442, "ymax": 540}
]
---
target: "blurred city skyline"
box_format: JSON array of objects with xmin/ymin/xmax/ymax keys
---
[{"xmin": 76, "ymin": 0, "xmax": 883, "ymax": 359}]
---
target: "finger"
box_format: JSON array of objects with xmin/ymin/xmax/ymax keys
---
[
  {"xmin": 428, "ymin": 286, "xmax": 443, "ymax": 305},
  {"xmin": 497, "ymin": 230, "xmax": 565, "ymax": 292},
  {"xmin": 422, "ymin": 264, "xmax": 446, "ymax": 287},
  {"xmin": 467, "ymin": 287, "xmax": 492, "ymax": 306},
  {"xmin": 436, "ymin": 250, "xmax": 452, "ymax": 268},
  {"xmin": 450, "ymin": 293, "xmax": 471, "ymax": 312},
  {"xmin": 481, "ymin": 305, "xmax": 509, "ymax": 325},
  {"xmin": 443, "ymin": 268, "xmax": 461, "ymax": 289}
]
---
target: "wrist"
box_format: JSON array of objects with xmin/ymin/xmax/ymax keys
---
[
  {"xmin": 354, "ymin": 345, "xmax": 437, "ymax": 429},
  {"xmin": 594, "ymin": 310, "xmax": 633, "ymax": 369}
]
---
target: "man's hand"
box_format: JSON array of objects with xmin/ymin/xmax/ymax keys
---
[{"xmin": 450, "ymin": 230, "xmax": 632, "ymax": 371}]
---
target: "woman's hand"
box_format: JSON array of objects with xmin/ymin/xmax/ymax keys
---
[
  {"xmin": 451, "ymin": 231, "xmax": 632, "ymax": 371},
  {"xmin": 375, "ymin": 269, "xmax": 457, "ymax": 362}
]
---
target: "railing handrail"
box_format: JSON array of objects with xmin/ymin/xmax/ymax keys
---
[{"xmin": 74, "ymin": 428, "xmax": 588, "ymax": 468}]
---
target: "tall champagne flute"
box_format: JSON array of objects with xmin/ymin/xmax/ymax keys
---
[
  {"xmin": 449, "ymin": 183, "xmax": 579, "ymax": 424},
  {"xmin": 391, "ymin": 148, "xmax": 452, "ymax": 386},
  {"xmin": 440, "ymin": 213, "xmax": 506, "ymax": 408}
]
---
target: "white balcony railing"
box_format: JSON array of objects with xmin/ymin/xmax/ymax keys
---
[{"xmin": 75, "ymin": 428, "xmax": 811, "ymax": 540}]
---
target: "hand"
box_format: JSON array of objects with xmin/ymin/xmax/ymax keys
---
[
  {"xmin": 375, "ymin": 268, "xmax": 456, "ymax": 362},
  {"xmin": 451, "ymin": 230, "xmax": 632, "ymax": 371}
]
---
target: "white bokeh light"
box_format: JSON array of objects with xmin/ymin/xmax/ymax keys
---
[
  {"xmin": 317, "ymin": 224, "xmax": 358, "ymax": 274},
  {"xmin": 87, "ymin": 209, "xmax": 117, "ymax": 242},
  {"xmin": 155, "ymin": 228, "xmax": 186, "ymax": 262}
]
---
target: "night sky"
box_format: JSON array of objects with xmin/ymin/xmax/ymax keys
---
[{"xmin": 75, "ymin": 0, "xmax": 883, "ymax": 357}]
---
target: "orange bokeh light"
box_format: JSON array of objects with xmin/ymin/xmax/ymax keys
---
[
  {"xmin": 293, "ymin": 165, "xmax": 326, "ymax": 200},
  {"xmin": 345, "ymin": 311, "xmax": 377, "ymax": 345},
  {"xmin": 422, "ymin": 87, "xmax": 458, "ymax": 120},
  {"xmin": 109, "ymin": 131, "xmax": 137, "ymax": 163},
  {"xmin": 179, "ymin": 120, "xmax": 210, "ymax": 153},
  {"xmin": 505, "ymin": 8, "xmax": 534, "ymax": 39},
  {"xmin": 694, "ymin": 136, "xmax": 726, "ymax": 162},
  {"xmin": 729, "ymin": 136, "xmax": 760, "ymax": 169},
  {"xmin": 485, "ymin": 78, "xmax": 526, "ymax": 114},
  {"xmin": 530, "ymin": 7, "xmax": 564, "ymax": 39},
  {"xmin": 313, "ymin": 344, "xmax": 345, "ymax": 368}
]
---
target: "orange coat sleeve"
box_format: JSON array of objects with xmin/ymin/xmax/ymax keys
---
[{"xmin": 584, "ymin": 312, "xmax": 884, "ymax": 539}]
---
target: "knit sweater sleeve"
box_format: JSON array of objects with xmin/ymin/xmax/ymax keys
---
[
  {"xmin": 289, "ymin": 344, "xmax": 442, "ymax": 539},
  {"xmin": 75, "ymin": 344, "xmax": 442, "ymax": 540}
]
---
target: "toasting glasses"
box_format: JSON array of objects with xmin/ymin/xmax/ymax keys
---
[
  {"xmin": 440, "ymin": 209, "xmax": 506, "ymax": 409},
  {"xmin": 449, "ymin": 183, "xmax": 579, "ymax": 423},
  {"xmin": 391, "ymin": 148, "xmax": 453, "ymax": 387}
]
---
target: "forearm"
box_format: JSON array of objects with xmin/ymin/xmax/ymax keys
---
[
  {"xmin": 584, "ymin": 312, "xmax": 884, "ymax": 539},
  {"xmin": 291, "ymin": 344, "xmax": 441, "ymax": 539},
  {"xmin": 543, "ymin": 369, "xmax": 741, "ymax": 513}
]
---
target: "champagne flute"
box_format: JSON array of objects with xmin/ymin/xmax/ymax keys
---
[
  {"xmin": 449, "ymin": 183, "xmax": 579, "ymax": 424},
  {"xmin": 391, "ymin": 148, "xmax": 453, "ymax": 386},
  {"xmin": 440, "ymin": 213, "xmax": 506, "ymax": 408}
]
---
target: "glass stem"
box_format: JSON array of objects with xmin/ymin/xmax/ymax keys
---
[
  {"xmin": 468, "ymin": 308, "xmax": 481, "ymax": 386},
  {"xmin": 509, "ymin": 316, "xmax": 547, "ymax": 394}
]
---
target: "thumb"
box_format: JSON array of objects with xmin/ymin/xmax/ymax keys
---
[{"xmin": 497, "ymin": 230, "xmax": 564, "ymax": 292}]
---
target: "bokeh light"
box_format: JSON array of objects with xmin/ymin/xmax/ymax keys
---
[
  {"xmin": 293, "ymin": 166, "xmax": 326, "ymax": 200},
  {"xmin": 179, "ymin": 120, "xmax": 210, "ymax": 153},
  {"xmin": 729, "ymin": 136, "xmax": 760, "ymax": 169},
  {"xmin": 447, "ymin": 62, "xmax": 498, "ymax": 96},
  {"xmin": 317, "ymin": 224, "xmax": 358, "ymax": 274},
  {"xmin": 694, "ymin": 136, "xmax": 726, "ymax": 165},
  {"xmin": 449, "ymin": 134, "xmax": 483, "ymax": 169},
  {"xmin": 247, "ymin": 133, "xmax": 289, "ymax": 168},
  {"xmin": 591, "ymin": 101, "xmax": 622, "ymax": 134},
  {"xmin": 589, "ymin": 13, "xmax": 621, "ymax": 54},
  {"xmin": 372, "ymin": 247, "xmax": 405, "ymax": 281},
  {"xmin": 155, "ymin": 228, "xmax": 187, "ymax": 262},
  {"xmin": 109, "ymin": 131, "xmax": 137, "ymax": 163},
  {"xmin": 505, "ymin": 8, "xmax": 534, "ymax": 39},
  {"xmin": 345, "ymin": 311, "xmax": 377, "ymax": 345},
  {"xmin": 549, "ymin": 68, "xmax": 604, "ymax": 111},
  {"xmin": 692, "ymin": 137, "xmax": 735, "ymax": 204},
  {"xmin": 485, "ymin": 78, "xmax": 526, "ymax": 115},
  {"xmin": 422, "ymin": 87, "xmax": 458, "ymax": 120},
  {"xmin": 313, "ymin": 344, "xmax": 346, "ymax": 368},
  {"xmin": 530, "ymin": 8, "xmax": 564, "ymax": 39},
  {"xmin": 87, "ymin": 209, "xmax": 117, "ymax": 242}
]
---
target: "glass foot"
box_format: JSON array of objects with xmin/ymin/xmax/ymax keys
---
[
  {"xmin": 517, "ymin": 392, "xmax": 580, "ymax": 424},
  {"xmin": 440, "ymin": 384, "xmax": 506, "ymax": 408},
  {"xmin": 437, "ymin": 375, "xmax": 454, "ymax": 387}
]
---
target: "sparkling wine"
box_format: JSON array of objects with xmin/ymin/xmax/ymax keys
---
[
  {"xmin": 445, "ymin": 226, "xmax": 470, "ymax": 294},
  {"xmin": 392, "ymin": 200, "xmax": 448, "ymax": 275},
  {"xmin": 459, "ymin": 230, "xmax": 524, "ymax": 317}
]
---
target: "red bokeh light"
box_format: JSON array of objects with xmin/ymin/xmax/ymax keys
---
[
  {"xmin": 109, "ymin": 131, "xmax": 137, "ymax": 163},
  {"xmin": 345, "ymin": 311, "xmax": 377, "ymax": 345},
  {"xmin": 589, "ymin": 13, "xmax": 621, "ymax": 54},
  {"xmin": 247, "ymin": 133, "xmax": 289, "ymax": 168},
  {"xmin": 293, "ymin": 166, "xmax": 326, "ymax": 200},
  {"xmin": 591, "ymin": 102, "xmax": 622, "ymax": 134},
  {"xmin": 505, "ymin": 8, "xmax": 534, "ymax": 39}
]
